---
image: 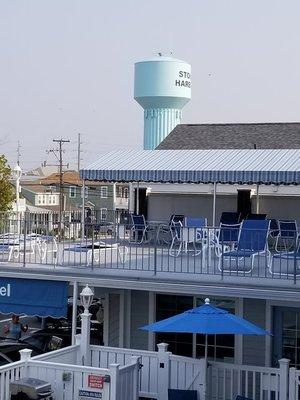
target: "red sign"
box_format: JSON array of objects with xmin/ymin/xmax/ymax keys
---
[{"xmin": 88, "ymin": 375, "xmax": 104, "ymax": 389}]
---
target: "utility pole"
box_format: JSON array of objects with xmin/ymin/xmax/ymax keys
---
[
  {"xmin": 17, "ymin": 141, "xmax": 21, "ymax": 166},
  {"xmin": 47, "ymin": 138, "xmax": 70, "ymax": 239},
  {"xmin": 77, "ymin": 133, "xmax": 83, "ymax": 172}
]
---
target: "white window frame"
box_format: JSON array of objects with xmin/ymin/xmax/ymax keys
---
[
  {"xmin": 100, "ymin": 186, "xmax": 108, "ymax": 199},
  {"xmin": 69, "ymin": 186, "xmax": 76, "ymax": 198},
  {"xmin": 100, "ymin": 208, "xmax": 107, "ymax": 221}
]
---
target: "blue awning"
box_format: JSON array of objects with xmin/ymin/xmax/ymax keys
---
[
  {"xmin": 80, "ymin": 149, "xmax": 300, "ymax": 185},
  {"xmin": 0, "ymin": 278, "xmax": 68, "ymax": 317}
]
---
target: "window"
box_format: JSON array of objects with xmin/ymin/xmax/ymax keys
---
[
  {"xmin": 69, "ymin": 186, "xmax": 76, "ymax": 198},
  {"xmin": 195, "ymin": 297, "xmax": 235, "ymax": 361},
  {"xmin": 100, "ymin": 208, "xmax": 107, "ymax": 221},
  {"xmin": 100, "ymin": 186, "xmax": 108, "ymax": 199},
  {"xmin": 156, "ymin": 294, "xmax": 193, "ymax": 357}
]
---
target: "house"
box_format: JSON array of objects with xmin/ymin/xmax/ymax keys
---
[{"xmin": 19, "ymin": 171, "xmax": 129, "ymax": 227}]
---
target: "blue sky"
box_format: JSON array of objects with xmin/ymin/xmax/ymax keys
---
[{"xmin": 1, "ymin": 0, "xmax": 300, "ymax": 170}]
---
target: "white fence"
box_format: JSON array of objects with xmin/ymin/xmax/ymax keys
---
[
  {"xmin": 0, "ymin": 348, "xmax": 140, "ymax": 400},
  {"xmin": 2, "ymin": 343, "xmax": 300, "ymax": 400},
  {"xmin": 90, "ymin": 342, "xmax": 206, "ymax": 399}
]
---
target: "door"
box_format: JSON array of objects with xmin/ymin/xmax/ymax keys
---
[
  {"xmin": 273, "ymin": 306, "xmax": 300, "ymax": 368},
  {"xmin": 237, "ymin": 190, "xmax": 251, "ymax": 220}
]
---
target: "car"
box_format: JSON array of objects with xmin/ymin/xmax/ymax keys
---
[
  {"xmin": 0, "ymin": 320, "xmax": 103, "ymax": 366},
  {"xmin": 0, "ymin": 331, "xmax": 65, "ymax": 366}
]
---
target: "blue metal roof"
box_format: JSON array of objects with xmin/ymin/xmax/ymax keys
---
[{"xmin": 80, "ymin": 149, "xmax": 300, "ymax": 185}]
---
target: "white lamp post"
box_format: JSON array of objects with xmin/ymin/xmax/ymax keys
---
[
  {"xmin": 12, "ymin": 165, "xmax": 22, "ymax": 235},
  {"xmin": 79, "ymin": 284, "xmax": 94, "ymax": 365}
]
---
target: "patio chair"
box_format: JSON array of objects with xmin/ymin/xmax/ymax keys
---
[
  {"xmin": 169, "ymin": 217, "xmax": 207, "ymax": 257},
  {"xmin": 235, "ymin": 396, "xmax": 253, "ymax": 400},
  {"xmin": 215, "ymin": 223, "xmax": 241, "ymax": 258},
  {"xmin": 130, "ymin": 214, "xmax": 151, "ymax": 244},
  {"xmin": 218, "ymin": 219, "xmax": 271, "ymax": 273},
  {"xmin": 168, "ymin": 389, "xmax": 197, "ymax": 400},
  {"xmin": 275, "ymin": 220, "xmax": 299, "ymax": 252},
  {"xmin": 219, "ymin": 212, "xmax": 241, "ymax": 225},
  {"xmin": 246, "ymin": 213, "xmax": 267, "ymax": 220},
  {"xmin": 269, "ymin": 238, "xmax": 300, "ymax": 277},
  {"xmin": 157, "ymin": 214, "xmax": 185, "ymax": 244}
]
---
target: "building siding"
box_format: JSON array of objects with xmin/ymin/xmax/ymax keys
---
[
  {"xmin": 130, "ymin": 291, "xmax": 149, "ymax": 350},
  {"xmin": 108, "ymin": 293, "xmax": 120, "ymax": 347},
  {"xmin": 243, "ymin": 298, "xmax": 266, "ymax": 366}
]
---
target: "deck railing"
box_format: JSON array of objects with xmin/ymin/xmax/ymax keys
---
[{"xmin": 0, "ymin": 218, "xmax": 299, "ymax": 283}]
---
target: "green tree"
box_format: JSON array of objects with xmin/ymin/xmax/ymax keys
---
[{"xmin": 0, "ymin": 155, "xmax": 15, "ymax": 212}]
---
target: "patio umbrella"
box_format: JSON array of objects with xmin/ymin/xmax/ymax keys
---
[{"xmin": 141, "ymin": 298, "xmax": 269, "ymax": 361}]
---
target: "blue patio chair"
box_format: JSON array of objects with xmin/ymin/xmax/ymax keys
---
[
  {"xmin": 130, "ymin": 214, "xmax": 150, "ymax": 244},
  {"xmin": 269, "ymin": 238, "xmax": 300, "ymax": 277},
  {"xmin": 219, "ymin": 212, "xmax": 241, "ymax": 224},
  {"xmin": 275, "ymin": 220, "xmax": 299, "ymax": 252},
  {"xmin": 169, "ymin": 217, "xmax": 207, "ymax": 257},
  {"xmin": 235, "ymin": 396, "xmax": 253, "ymax": 400},
  {"xmin": 168, "ymin": 389, "xmax": 197, "ymax": 400},
  {"xmin": 246, "ymin": 213, "xmax": 267, "ymax": 220},
  {"xmin": 218, "ymin": 219, "xmax": 271, "ymax": 273},
  {"xmin": 215, "ymin": 223, "xmax": 241, "ymax": 257}
]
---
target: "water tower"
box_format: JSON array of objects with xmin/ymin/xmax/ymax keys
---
[{"xmin": 134, "ymin": 55, "xmax": 191, "ymax": 149}]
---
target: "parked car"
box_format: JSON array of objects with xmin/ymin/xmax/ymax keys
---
[
  {"xmin": 0, "ymin": 330, "xmax": 65, "ymax": 366},
  {"xmin": 0, "ymin": 319, "xmax": 103, "ymax": 366}
]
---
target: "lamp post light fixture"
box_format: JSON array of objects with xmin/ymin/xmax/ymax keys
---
[
  {"xmin": 79, "ymin": 284, "xmax": 94, "ymax": 366},
  {"xmin": 80, "ymin": 284, "xmax": 94, "ymax": 314},
  {"xmin": 12, "ymin": 165, "xmax": 22, "ymax": 235}
]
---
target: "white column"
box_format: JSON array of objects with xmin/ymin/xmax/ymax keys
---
[
  {"xmin": 136, "ymin": 182, "xmax": 140, "ymax": 215},
  {"xmin": 212, "ymin": 182, "xmax": 217, "ymax": 226},
  {"xmin": 80, "ymin": 311, "xmax": 91, "ymax": 366},
  {"xmin": 279, "ymin": 358, "xmax": 290, "ymax": 400},
  {"xmin": 109, "ymin": 363, "xmax": 120, "ymax": 400},
  {"xmin": 256, "ymin": 183, "xmax": 260, "ymax": 213},
  {"xmin": 71, "ymin": 281, "xmax": 78, "ymax": 345},
  {"xmin": 128, "ymin": 183, "xmax": 134, "ymax": 213},
  {"xmin": 157, "ymin": 343, "xmax": 171, "ymax": 400}
]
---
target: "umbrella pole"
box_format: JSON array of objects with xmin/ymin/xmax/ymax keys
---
[{"xmin": 205, "ymin": 334, "xmax": 208, "ymax": 362}]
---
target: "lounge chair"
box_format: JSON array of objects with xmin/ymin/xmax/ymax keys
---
[
  {"xmin": 157, "ymin": 214, "xmax": 185, "ymax": 244},
  {"xmin": 130, "ymin": 214, "xmax": 151, "ymax": 244},
  {"xmin": 275, "ymin": 220, "xmax": 299, "ymax": 252},
  {"xmin": 218, "ymin": 219, "xmax": 271, "ymax": 273},
  {"xmin": 169, "ymin": 217, "xmax": 207, "ymax": 257},
  {"xmin": 219, "ymin": 212, "xmax": 241, "ymax": 224},
  {"xmin": 215, "ymin": 223, "xmax": 241, "ymax": 257},
  {"xmin": 269, "ymin": 239, "xmax": 300, "ymax": 277},
  {"xmin": 168, "ymin": 389, "xmax": 197, "ymax": 400},
  {"xmin": 246, "ymin": 213, "xmax": 267, "ymax": 220}
]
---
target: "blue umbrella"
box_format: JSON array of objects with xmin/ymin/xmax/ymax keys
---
[{"xmin": 141, "ymin": 298, "xmax": 269, "ymax": 361}]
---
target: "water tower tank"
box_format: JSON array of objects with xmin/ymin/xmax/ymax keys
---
[{"xmin": 134, "ymin": 55, "xmax": 191, "ymax": 149}]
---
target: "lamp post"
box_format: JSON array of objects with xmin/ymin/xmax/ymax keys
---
[
  {"xmin": 12, "ymin": 165, "xmax": 22, "ymax": 235},
  {"xmin": 79, "ymin": 284, "xmax": 94, "ymax": 366}
]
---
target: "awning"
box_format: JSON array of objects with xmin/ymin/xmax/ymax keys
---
[
  {"xmin": 0, "ymin": 278, "xmax": 68, "ymax": 317},
  {"xmin": 80, "ymin": 149, "xmax": 300, "ymax": 185}
]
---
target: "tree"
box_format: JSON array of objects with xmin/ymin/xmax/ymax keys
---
[{"xmin": 0, "ymin": 155, "xmax": 15, "ymax": 212}]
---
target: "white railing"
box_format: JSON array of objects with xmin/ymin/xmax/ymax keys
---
[
  {"xmin": 27, "ymin": 360, "xmax": 111, "ymax": 400},
  {"xmin": 208, "ymin": 359, "xmax": 290, "ymax": 400},
  {"xmin": 0, "ymin": 360, "xmax": 25, "ymax": 400},
  {"xmin": 90, "ymin": 342, "xmax": 207, "ymax": 400},
  {"xmin": 289, "ymin": 367, "xmax": 300, "ymax": 400},
  {"xmin": 90, "ymin": 344, "xmax": 160, "ymax": 398},
  {"xmin": 32, "ymin": 344, "xmax": 79, "ymax": 364},
  {"xmin": 169, "ymin": 354, "xmax": 206, "ymax": 392},
  {"xmin": 0, "ymin": 349, "xmax": 140, "ymax": 400}
]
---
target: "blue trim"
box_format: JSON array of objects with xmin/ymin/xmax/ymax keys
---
[{"xmin": 81, "ymin": 169, "xmax": 300, "ymax": 185}]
